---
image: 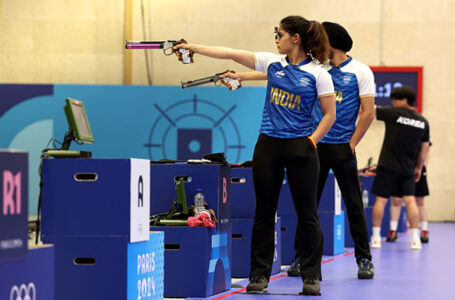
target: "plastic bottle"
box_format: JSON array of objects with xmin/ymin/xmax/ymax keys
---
[
  {"xmin": 194, "ymin": 189, "xmax": 205, "ymax": 215},
  {"xmin": 362, "ymin": 189, "xmax": 369, "ymax": 208}
]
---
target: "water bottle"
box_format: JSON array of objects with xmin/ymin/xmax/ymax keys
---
[
  {"xmin": 362, "ymin": 189, "xmax": 369, "ymax": 207},
  {"xmin": 194, "ymin": 189, "xmax": 205, "ymax": 215}
]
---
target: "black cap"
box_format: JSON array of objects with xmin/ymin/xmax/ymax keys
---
[{"xmin": 322, "ymin": 22, "xmax": 353, "ymax": 52}]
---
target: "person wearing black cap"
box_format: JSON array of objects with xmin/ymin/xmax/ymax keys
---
[
  {"xmin": 222, "ymin": 21, "xmax": 376, "ymax": 279},
  {"xmin": 289, "ymin": 21, "xmax": 375, "ymax": 279},
  {"xmin": 322, "ymin": 21, "xmax": 353, "ymax": 53}
]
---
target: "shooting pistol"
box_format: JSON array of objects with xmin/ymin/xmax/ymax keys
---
[
  {"xmin": 125, "ymin": 39, "xmax": 193, "ymax": 64},
  {"xmin": 181, "ymin": 70, "xmax": 242, "ymax": 90}
]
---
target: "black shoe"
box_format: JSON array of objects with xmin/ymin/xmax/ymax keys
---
[
  {"xmin": 357, "ymin": 258, "xmax": 374, "ymax": 279},
  {"xmin": 300, "ymin": 278, "xmax": 321, "ymax": 295},
  {"xmin": 246, "ymin": 275, "xmax": 268, "ymax": 293},
  {"xmin": 386, "ymin": 230, "xmax": 397, "ymax": 242},
  {"xmin": 287, "ymin": 257, "xmax": 300, "ymax": 277}
]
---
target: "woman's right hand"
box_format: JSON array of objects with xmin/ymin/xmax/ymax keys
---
[
  {"xmin": 173, "ymin": 42, "xmax": 194, "ymax": 63},
  {"xmin": 173, "ymin": 42, "xmax": 191, "ymax": 52}
]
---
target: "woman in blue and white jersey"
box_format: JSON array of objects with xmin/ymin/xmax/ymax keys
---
[{"xmin": 175, "ymin": 15, "xmax": 336, "ymax": 295}]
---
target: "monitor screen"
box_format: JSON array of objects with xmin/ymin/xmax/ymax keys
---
[
  {"xmin": 71, "ymin": 102, "xmax": 91, "ymax": 137},
  {"xmin": 64, "ymin": 98, "xmax": 94, "ymax": 144}
]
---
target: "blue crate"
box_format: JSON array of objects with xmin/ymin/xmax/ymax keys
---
[
  {"xmin": 0, "ymin": 150, "xmax": 28, "ymax": 262},
  {"xmin": 150, "ymin": 163, "xmax": 230, "ymax": 230},
  {"xmin": 47, "ymin": 232, "xmax": 163, "ymax": 300},
  {"xmin": 319, "ymin": 210, "xmax": 345, "ymax": 256},
  {"xmin": 152, "ymin": 226, "xmax": 231, "ymax": 298},
  {"xmin": 231, "ymin": 217, "xmax": 281, "ymax": 277},
  {"xmin": 0, "ymin": 245, "xmax": 54, "ymax": 300},
  {"xmin": 41, "ymin": 158, "xmax": 151, "ymax": 243},
  {"xmin": 230, "ymin": 168, "xmax": 255, "ymax": 219}
]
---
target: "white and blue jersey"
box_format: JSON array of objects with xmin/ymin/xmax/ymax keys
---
[
  {"xmin": 313, "ymin": 57, "xmax": 375, "ymax": 143},
  {"xmin": 255, "ymin": 52, "xmax": 334, "ymax": 139}
]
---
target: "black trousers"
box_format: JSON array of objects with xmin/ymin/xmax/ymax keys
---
[
  {"xmin": 295, "ymin": 142, "xmax": 372, "ymax": 261},
  {"xmin": 250, "ymin": 134, "xmax": 323, "ymax": 280}
]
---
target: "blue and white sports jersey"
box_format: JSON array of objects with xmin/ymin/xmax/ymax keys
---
[
  {"xmin": 313, "ymin": 57, "xmax": 375, "ymax": 143},
  {"xmin": 255, "ymin": 52, "xmax": 334, "ymax": 139}
]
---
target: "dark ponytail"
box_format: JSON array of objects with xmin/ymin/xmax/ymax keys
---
[{"xmin": 280, "ymin": 16, "xmax": 330, "ymax": 63}]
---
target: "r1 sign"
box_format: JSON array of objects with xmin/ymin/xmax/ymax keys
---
[{"xmin": 0, "ymin": 150, "xmax": 28, "ymax": 262}]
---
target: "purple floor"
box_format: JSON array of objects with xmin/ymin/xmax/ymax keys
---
[{"xmin": 190, "ymin": 222, "xmax": 455, "ymax": 300}]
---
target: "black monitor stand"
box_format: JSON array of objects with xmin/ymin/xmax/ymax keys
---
[{"xmin": 43, "ymin": 130, "xmax": 92, "ymax": 158}]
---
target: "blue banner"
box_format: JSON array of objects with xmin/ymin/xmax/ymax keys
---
[{"xmin": 0, "ymin": 84, "xmax": 266, "ymax": 213}]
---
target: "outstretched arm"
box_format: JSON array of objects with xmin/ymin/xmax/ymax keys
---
[
  {"xmin": 221, "ymin": 71, "xmax": 268, "ymax": 81},
  {"xmin": 174, "ymin": 44, "xmax": 256, "ymax": 70}
]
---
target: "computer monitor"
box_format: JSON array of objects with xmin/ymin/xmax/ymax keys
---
[
  {"xmin": 43, "ymin": 98, "xmax": 94, "ymax": 158},
  {"xmin": 62, "ymin": 98, "xmax": 94, "ymax": 150},
  {"xmin": 37, "ymin": 97, "xmax": 94, "ymax": 243}
]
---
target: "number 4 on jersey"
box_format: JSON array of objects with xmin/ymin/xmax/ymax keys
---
[{"xmin": 335, "ymin": 90, "xmax": 343, "ymax": 104}]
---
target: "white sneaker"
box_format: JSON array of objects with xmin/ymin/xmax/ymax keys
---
[
  {"xmin": 370, "ymin": 236, "xmax": 382, "ymax": 248},
  {"xmin": 410, "ymin": 238, "xmax": 422, "ymax": 250}
]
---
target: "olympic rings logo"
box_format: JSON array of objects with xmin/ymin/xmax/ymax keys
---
[{"xmin": 9, "ymin": 282, "xmax": 36, "ymax": 300}]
